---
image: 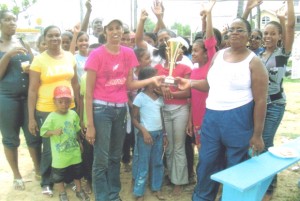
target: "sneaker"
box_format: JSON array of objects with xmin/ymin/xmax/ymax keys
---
[
  {"xmin": 76, "ymin": 190, "xmax": 90, "ymax": 201},
  {"xmin": 42, "ymin": 185, "xmax": 53, "ymax": 197},
  {"xmin": 59, "ymin": 192, "xmax": 69, "ymax": 201}
]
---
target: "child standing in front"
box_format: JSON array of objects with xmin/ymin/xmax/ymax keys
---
[
  {"xmin": 40, "ymin": 86, "xmax": 89, "ymax": 201},
  {"xmin": 132, "ymin": 67, "xmax": 168, "ymax": 201}
]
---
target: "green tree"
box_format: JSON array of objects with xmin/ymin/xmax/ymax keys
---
[
  {"xmin": 144, "ymin": 19, "xmax": 156, "ymax": 32},
  {"xmin": 171, "ymin": 22, "xmax": 191, "ymax": 37},
  {"xmin": 0, "ymin": 0, "xmax": 37, "ymax": 17}
]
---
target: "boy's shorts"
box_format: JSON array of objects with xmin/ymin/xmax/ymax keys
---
[{"xmin": 51, "ymin": 163, "xmax": 83, "ymax": 183}]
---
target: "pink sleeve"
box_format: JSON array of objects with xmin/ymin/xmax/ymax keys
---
[{"xmin": 204, "ymin": 37, "xmax": 217, "ymax": 61}]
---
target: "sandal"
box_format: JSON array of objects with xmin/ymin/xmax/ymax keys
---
[
  {"xmin": 153, "ymin": 191, "xmax": 166, "ymax": 200},
  {"xmin": 13, "ymin": 179, "xmax": 25, "ymax": 190}
]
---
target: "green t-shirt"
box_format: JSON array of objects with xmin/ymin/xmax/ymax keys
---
[{"xmin": 40, "ymin": 110, "xmax": 81, "ymax": 168}]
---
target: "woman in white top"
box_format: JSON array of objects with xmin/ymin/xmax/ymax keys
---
[{"xmin": 176, "ymin": 17, "xmax": 268, "ymax": 201}]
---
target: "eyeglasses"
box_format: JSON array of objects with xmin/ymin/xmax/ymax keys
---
[
  {"xmin": 250, "ymin": 36, "xmax": 262, "ymax": 40},
  {"xmin": 228, "ymin": 28, "xmax": 247, "ymax": 33}
]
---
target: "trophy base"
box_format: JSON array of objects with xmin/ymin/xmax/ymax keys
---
[{"xmin": 164, "ymin": 76, "xmax": 177, "ymax": 86}]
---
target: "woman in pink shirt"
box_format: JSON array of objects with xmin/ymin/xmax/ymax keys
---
[{"xmin": 84, "ymin": 18, "xmax": 163, "ymax": 201}]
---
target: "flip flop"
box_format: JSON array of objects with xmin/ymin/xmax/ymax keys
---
[{"xmin": 13, "ymin": 179, "xmax": 25, "ymax": 190}]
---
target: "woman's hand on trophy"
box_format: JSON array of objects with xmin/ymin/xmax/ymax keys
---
[
  {"xmin": 151, "ymin": 75, "xmax": 165, "ymax": 87},
  {"xmin": 175, "ymin": 77, "xmax": 191, "ymax": 91}
]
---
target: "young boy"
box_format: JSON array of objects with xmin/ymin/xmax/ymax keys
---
[{"xmin": 40, "ymin": 86, "xmax": 89, "ymax": 201}]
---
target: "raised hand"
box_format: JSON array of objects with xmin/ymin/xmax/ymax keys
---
[
  {"xmin": 200, "ymin": 0, "xmax": 216, "ymax": 17},
  {"xmin": 140, "ymin": 9, "xmax": 149, "ymax": 22},
  {"xmin": 152, "ymin": 0, "xmax": 164, "ymax": 17},
  {"xmin": 245, "ymin": 0, "xmax": 263, "ymax": 10},
  {"xmin": 73, "ymin": 23, "xmax": 81, "ymax": 34},
  {"xmin": 85, "ymin": 0, "xmax": 92, "ymax": 11},
  {"xmin": 276, "ymin": 6, "xmax": 286, "ymax": 21}
]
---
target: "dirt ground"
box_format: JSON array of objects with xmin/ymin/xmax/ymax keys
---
[{"xmin": 0, "ymin": 80, "xmax": 299, "ymax": 201}]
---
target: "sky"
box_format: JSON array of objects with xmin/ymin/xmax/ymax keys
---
[{"xmin": 3, "ymin": 0, "xmax": 286, "ymax": 32}]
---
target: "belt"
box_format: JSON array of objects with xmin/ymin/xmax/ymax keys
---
[
  {"xmin": 269, "ymin": 92, "xmax": 283, "ymax": 102},
  {"xmin": 93, "ymin": 100, "xmax": 127, "ymax": 107}
]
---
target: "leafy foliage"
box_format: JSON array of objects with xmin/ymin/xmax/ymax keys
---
[
  {"xmin": 0, "ymin": 0, "xmax": 37, "ymax": 16},
  {"xmin": 171, "ymin": 22, "xmax": 191, "ymax": 37}
]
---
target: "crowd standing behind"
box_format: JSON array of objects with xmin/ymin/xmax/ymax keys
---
[{"xmin": 0, "ymin": 0, "xmax": 296, "ymax": 201}]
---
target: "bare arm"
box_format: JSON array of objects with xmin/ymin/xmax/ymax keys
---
[
  {"xmin": 71, "ymin": 65, "xmax": 80, "ymax": 113},
  {"xmin": 126, "ymin": 68, "xmax": 164, "ymax": 90},
  {"xmin": 81, "ymin": 0, "xmax": 92, "ymax": 32},
  {"xmin": 249, "ymin": 56, "xmax": 268, "ymax": 152},
  {"xmin": 242, "ymin": 0, "xmax": 263, "ymax": 19},
  {"xmin": 283, "ymin": 0, "xmax": 295, "ymax": 53},
  {"xmin": 200, "ymin": 0, "xmax": 216, "ymax": 39},
  {"xmin": 132, "ymin": 105, "xmax": 153, "ymax": 145},
  {"xmin": 176, "ymin": 77, "xmax": 209, "ymax": 92},
  {"xmin": 28, "ymin": 70, "xmax": 41, "ymax": 135},
  {"xmin": 44, "ymin": 128, "xmax": 63, "ymax": 137},
  {"xmin": 135, "ymin": 9, "xmax": 149, "ymax": 49},
  {"xmin": 69, "ymin": 23, "xmax": 81, "ymax": 55},
  {"xmin": 85, "ymin": 70, "xmax": 96, "ymax": 144}
]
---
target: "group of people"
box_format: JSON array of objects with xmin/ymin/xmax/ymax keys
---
[{"xmin": 0, "ymin": 0, "xmax": 296, "ymax": 201}]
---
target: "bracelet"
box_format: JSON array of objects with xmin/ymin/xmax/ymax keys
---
[
  {"xmin": 163, "ymin": 132, "xmax": 167, "ymax": 136},
  {"xmin": 189, "ymin": 79, "xmax": 193, "ymax": 88}
]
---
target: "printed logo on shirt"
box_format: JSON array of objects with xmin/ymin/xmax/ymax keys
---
[
  {"xmin": 105, "ymin": 77, "xmax": 126, "ymax": 87},
  {"xmin": 112, "ymin": 64, "xmax": 119, "ymax": 71}
]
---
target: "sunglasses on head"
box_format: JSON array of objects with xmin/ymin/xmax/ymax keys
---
[{"xmin": 251, "ymin": 36, "xmax": 262, "ymax": 40}]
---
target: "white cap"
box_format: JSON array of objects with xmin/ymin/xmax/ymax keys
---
[
  {"xmin": 102, "ymin": 17, "xmax": 123, "ymax": 28},
  {"xmin": 175, "ymin": 36, "xmax": 190, "ymax": 50}
]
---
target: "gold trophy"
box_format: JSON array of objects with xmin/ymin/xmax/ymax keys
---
[{"xmin": 164, "ymin": 38, "xmax": 183, "ymax": 85}]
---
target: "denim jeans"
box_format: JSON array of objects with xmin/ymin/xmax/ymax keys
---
[
  {"xmin": 133, "ymin": 130, "xmax": 164, "ymax": 196},
  {"xmin": 262, "ymin": 103, "xmax": 285, "ymax": 194},
  {"xmin": 35, "ymin": 111, "xmax": 53, "ymax": 188},
  {"xmin": 193, "ymin": 101, "xmax": 254, "ymax": 201},
  {"xmin": 132, "ymin": 127, "xmax": 139, "ymax": 180},
  {"xmin": 92, "ymin": 104, "xmax": 127, "ymax": 201},
  {"xmin": 262, "ymin": 103, "xmax": 286, "ymax": 152}
]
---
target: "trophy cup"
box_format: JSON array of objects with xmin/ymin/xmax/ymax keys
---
[{"xmin": 164, "ymin": 38, "xmax": 183, "ymax": 85}]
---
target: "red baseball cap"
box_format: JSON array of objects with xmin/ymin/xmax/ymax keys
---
[{"xmin": 53, "ymin": 86, "xmax": 72, "ymax": 99}]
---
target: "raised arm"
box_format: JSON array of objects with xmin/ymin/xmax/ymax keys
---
[
  {"xmin": 152, "ymin": 0, "xmax": 166, "ymax": 33},
  {"xmin": 283, "ymin": 0, "xmax": 295, "ymax": 53},
  {"xmin": 242, "ymin": 0, "xmax": 263, "ymax": 20},
  {"xmin": 135, "ymin": 9, "xmax": 149, "ymax": 49},
  {"xmin": 69, "ymin": 23, "xmax": 81, "ymax": 54},
  {"xmin": 200, "ymin": 0, "xmax": 216, "ymax": 39},
  {"xmin": 81, "ymin": 0, "xmax": 92, "ymax": 32}
]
